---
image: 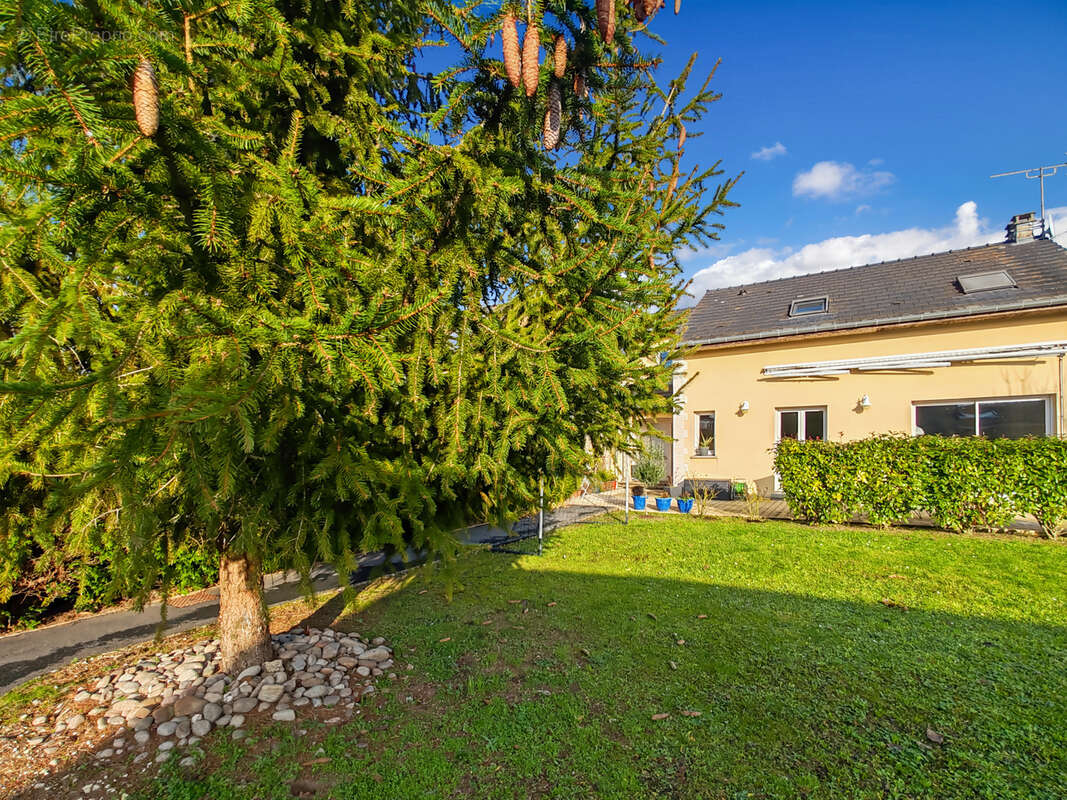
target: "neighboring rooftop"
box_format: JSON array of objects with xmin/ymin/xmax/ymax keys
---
[{"xmin": 682, "ymin": 235, "xmax": 1067, "ymax": 347}]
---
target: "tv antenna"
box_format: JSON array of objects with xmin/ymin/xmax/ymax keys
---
[{"xmin": 990, "ymin": 156, "xmax": 1067, "ymax": 221}]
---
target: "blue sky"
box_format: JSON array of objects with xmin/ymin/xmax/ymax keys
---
[{"xmin": 637, "ymin": 0, "xmax": 1067, "ymax": 300}]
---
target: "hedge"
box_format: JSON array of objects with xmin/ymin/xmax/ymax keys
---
[{"xmin": 774, "ymin": 435, "xmax": 1067, "ymax": 537}]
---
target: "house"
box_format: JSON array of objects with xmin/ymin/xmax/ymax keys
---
[{"xmin": 657, "ymin": 212, "xmax": 1067, "ymax": 496}]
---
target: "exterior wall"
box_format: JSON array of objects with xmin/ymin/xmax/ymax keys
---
[{"xmin": 675, "ymin": 309, "xmax": 1067, "ymax": 495}]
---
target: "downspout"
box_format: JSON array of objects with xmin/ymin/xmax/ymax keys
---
[{"xmin": 1059, "ymin": 354, "xmax": 1065, "ymax": 437}]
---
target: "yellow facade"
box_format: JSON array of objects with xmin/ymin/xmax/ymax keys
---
[{"xmin": 668, "ymin": 308, "xmax": 1067, "ymax": 494}]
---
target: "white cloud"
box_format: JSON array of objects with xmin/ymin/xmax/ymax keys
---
[
  {"xmin": 751, "ymin": 142, "xmax": 787, "ymax": 161},
  {"xmin": 684, "ymin": 201, "xmax": 1004, "ymax": 303},
  {"xmin": 793, "ymin": 160, "xmax": 895, "ymax": 200},
  {"xmin": 854, "ymin": 204, "xmax": 871, "ymax": 215}
]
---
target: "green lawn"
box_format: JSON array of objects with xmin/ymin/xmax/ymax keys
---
[{"xmin": 151, "ymin": 517, "xmax": 1066, "ymax": 799}]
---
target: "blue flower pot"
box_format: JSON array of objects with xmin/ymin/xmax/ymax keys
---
[
  {"xmin": 677, "ymin": 498, "xmax": 694, "ymax": 514},
  {"xmin": 654, "ymin": 497, "xmax": 672, "ymax": 512},
  {"xmin": 632, "ymin": 495, "xmax": 647, "ymax": 510}
]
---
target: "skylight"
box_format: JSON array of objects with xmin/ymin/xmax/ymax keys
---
[
  {"xmin": 789, "ymin": 296, "xmax": 828, "ymax": 317},
  {"xmin": 957, "ymin": 270, "xmax": 1016, "ymax": 294}
]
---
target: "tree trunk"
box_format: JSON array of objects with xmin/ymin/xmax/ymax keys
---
[{"xmin": 218, "ymin": 552, "xmax": 273, "ymax": 674}]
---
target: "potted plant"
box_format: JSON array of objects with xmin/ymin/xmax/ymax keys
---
[
  {"xmin": 654, "ymin": 496, "xmax": 673, "ymax": 511},
  {"xmin": 601, "ymin": 468, "xmax": 618, "ymax": 491},
  {"xmin": 695, "ymin": 435, "xmax": 714, "ymax": 457},
  {"xmin": 676, "ymin": 490, "xmax": 694, "ymax": 514},
  {"xmin": 633, "ymin": 452, "xmax": 665, "ymax": 512}
]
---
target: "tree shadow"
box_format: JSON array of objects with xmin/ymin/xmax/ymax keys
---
[{"xmin": 10, "ymin": 535, "xmax": 1067, "ymax": 800}]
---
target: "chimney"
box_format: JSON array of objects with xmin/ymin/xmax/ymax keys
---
[{"xmin": 1006, "ymin": 212, "xmax": 1037, "ymax": 243}]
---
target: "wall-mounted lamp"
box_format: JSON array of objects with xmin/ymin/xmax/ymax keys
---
[
  {"xmin": 859, "ymin": 394, "xmax": 871, "ymax": 409},
  {"xmin": 738, "ymin": 400, "xmax": 750, "ymax": 414}
]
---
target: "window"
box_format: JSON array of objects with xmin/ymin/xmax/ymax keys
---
[
  {"xmin": 695, "ymin": 413, "xmax": 715, "ymax": 456},
  {"xmin": 788, "ymin": 296, "xmax": 828, "ymax": 317},
  {"xmin": 914, "ymin": 397, "xmax": 1050, "ymax": 438},
  {"xmin": 775, "ymin": 407, "xmax": 827, "ymax": 491},
  {"xmin": 777, "ymin": 407, "xmax": 827, "ymax": 442},
  {"xmin": 957, "ymin": 270, "xmax": 1016, "ymax": 294}
]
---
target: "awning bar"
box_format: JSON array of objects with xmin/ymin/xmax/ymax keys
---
[{"xmin": 763, "ymin": 340, "xmax": 1067, "ymax": 378}]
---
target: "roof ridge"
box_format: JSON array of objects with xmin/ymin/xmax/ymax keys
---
[{"xmin": 696, "ymin": 237, "xmax": 1027, "ymax": 299}]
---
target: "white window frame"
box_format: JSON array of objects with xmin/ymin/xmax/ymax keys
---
[
  {"xmin": 775, "ymin": 406, "xmax": 828, "ymax": 443},
  {"xmin": 694, "ymin": 412, "xmax": 716, "ymax": 457},
  {"xmin": 774, "ymin": 407, "xmax": 828, "ymax": 492},
  {"xmin": 788, "ymin": 296, "xmax": 829, "ymax": 317},
  {"xmin": 912, "ymin": 396, "xmax": 1053, "ymax": 437}
]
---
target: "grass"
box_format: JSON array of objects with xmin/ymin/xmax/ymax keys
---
[{"xmin": 34, "ymin": 517, "xmax": 1067, "ymax": 798}]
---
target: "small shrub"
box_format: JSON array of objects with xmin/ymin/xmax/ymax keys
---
[
  {"xmin": 633, "ymin": 449, "xmax": 666, "ymax": 489},
  {"xmin": 743, "ymin": 481, "xmax": 764, "ymax": 521},
  {"xmin": 692, "ymin": 483, "xmax": 715, "ymax": 516}
]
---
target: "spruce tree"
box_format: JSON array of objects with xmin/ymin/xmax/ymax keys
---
[{"xmin": 0, "ymin": 0, "xmax": 736, "ymax": 668}]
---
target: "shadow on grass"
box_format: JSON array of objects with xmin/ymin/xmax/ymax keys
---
[{"xmin": 11, "ymin": 533, "xmax": 1067, "ymax": 800}]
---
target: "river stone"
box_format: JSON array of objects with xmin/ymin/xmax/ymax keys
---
[
  {"xmin": 191, "ymin": 719, "xmax": 212, "ymax": 737},
  {"xmin": 157, "ymin": 721, "xmax": 178, "ymax": 737},
  {"xmin": 258, "ymin": 684, "xmax": 285, "ymax": 703},
  {"xmin": 134, "ymin": 730, "xmax": 150, "ymax": 745},
  {"xmin": 152, "ymin": 705, "xmax": 174, "ymax": 724},
  {"xmin": 303, "ymin": 685, "xmax": 327, "ymax": 700},
  {"xmin": 233, "ymin": 697, "xmax": 258, "ymax": 714},
  {"xmin": 272, "ymin": 709, "xmax": 296, "ymax": 722},
  {"xmin": 361, "ymin": 646, "xmax": 391, "ymax": 662},
  {"xmin": 108, "ymin": 699, "xmax": 141, "ymax": 717},
  {"xmin": 65, "ymin": 714, "xmax": 85, "ymax": 730},
  {"xmin": 236, "ymin": 665, "xmax": 261, "ymax": 681},
  {"xmin": 202, "ymin": 702, "xmax": 223, "ymax": 722},
  {"xmin": 173, "ymin": 696, "xmax": 206, "ymax": 717},
  {"xmin": 229, "ymin": 714, "xmax": 245, "ymax": 729}
]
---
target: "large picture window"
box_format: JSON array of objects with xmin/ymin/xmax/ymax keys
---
[
  {"xmin": 914, "ymin": 397, "xmax": 1051, "ymax": 438},
  {"xmin": 695, "ymin": 413, "xmax": 715, "ymax": 456}
]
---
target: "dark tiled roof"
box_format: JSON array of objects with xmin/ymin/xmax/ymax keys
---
[{"xmin": 682, "ymin": 237, "xmax": 1067, "ymax": 346}]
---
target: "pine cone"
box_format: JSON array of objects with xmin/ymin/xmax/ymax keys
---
[
  {"xmin": 132, "ymin": 58, "xmax": 159, "ymax": 137},
  {"xmin": 502, "ymin": 12, "xmax": 521, "ymax": 88},
  {"xmin": 544, "ymin": 81, "xmax": 562, "ymax": 150},
  {"xmin": 632, "ymin": 0, "xmax": 647, "ymax": 22},
  {"xmin": 573, "ymin": 72, "xmax": 587, "ymax": 100},
  {"xmin": 522, "ymin": 23, "xmax": 540, "ymax": 97},
  {"xmin": 596, "ymin": 0, "xmax": 615, "ymax": 45},
  {"xmin": 643, "ymin": 0, "xmax": 665, "ymax": 20},
  {"xmin": 553, "ymin": 35, "xmax": 567, "ymax": 78},
  {"xmin": 666, "ymin": 159, "xmax": 680, "ymax": 201}
]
